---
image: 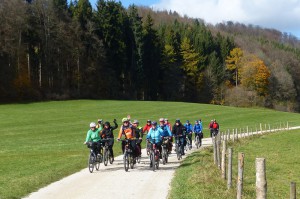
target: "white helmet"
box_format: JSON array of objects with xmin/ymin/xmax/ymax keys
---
[{"xmin": 90, "ymin": 122, "xmax": 96, "ymax": 128}]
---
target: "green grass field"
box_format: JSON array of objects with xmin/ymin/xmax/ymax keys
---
[
  {"xmin": 168, "ymin": 130, "xmax": 300, "ymax": 199},
  {"xmin": 0, "ymin": 100, "xmax": 299, "ymax": 199}
]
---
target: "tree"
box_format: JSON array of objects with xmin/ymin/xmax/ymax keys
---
[
  {"xmin": 240, "ymin": 55, "xmax": 271, "ymax": 96},
  {"xmin": 225, "ymin": 47, "xmax": 243, "ymax": 87}
]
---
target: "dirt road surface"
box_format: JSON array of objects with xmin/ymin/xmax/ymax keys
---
[{"xmin": 23, "ymin": 138, "xmax": 212, "ymax": 199}]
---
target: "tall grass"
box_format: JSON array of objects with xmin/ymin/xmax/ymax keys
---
[
  {"xmin": 0, "ymin": 100, "xmax": 299, "ymax": 198},
  {"xmin": 168, "ymin": 130, "xmax": 300, "ymax": 198}
]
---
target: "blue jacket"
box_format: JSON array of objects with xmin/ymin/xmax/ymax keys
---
[
  {"xmin": 160, "ymin": 125, "xmax": 172, "ymax": 137},
  {"xmin": 184, "ymin": 123, "xmax": 193, "ymax": 133},
  {"xmin": 147, "ymin": 127, "xmax": 163, "ymax": 144},
  {"xmin": 193, "ymin": 123, "xmax": 203, "ymax": 133}
]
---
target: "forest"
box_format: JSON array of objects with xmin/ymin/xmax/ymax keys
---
[{"xmin": 1, "ymin": 0, "xmax": 300, "ymax": 112}]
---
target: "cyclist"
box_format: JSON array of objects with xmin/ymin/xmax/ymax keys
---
[
  {"xmin": 117, "ymin": 118, "xmax": 138, "ymax": 159},
  {"xmin": 164, "ymin": 118, "xmax": 173, "ymax": 153},
  {"xmin": 96, "ymin": 119, "xmax": 103, "ymax": 130},
  {"xmin": 143, "ymin": 119, "xmax": 152, "ymax": 154},
  {"xmin": 184, "ymin": 120, "xmax": 193, "ymax": 148},
  {"xmin": 209, "ymin": 119, "xmax": 214, "ymax": 137},
  {"xmin": 172, "ymin": 119, "xmax": 186, "ymax": 155},
  {"xmin": 83, "ymin": 122, "xmax": 102, "ymax": 154},
  {"xmin": 143, "ymin": 119, "xmax": 152, "ymax": 137},
  {"xmin": 132, "ymin": 119, "xmax": 143, "ymax": 157},
  {"xmin": 101, "ymin": 119, "xmax": 118, "ymax": 161},
  {"xmin": 159, "ymin": 118, "xmax": 172, "ymax": 153},
  {"xmin": 164, "ymin": 118, "xmax": 172, "ymax": 131},
  {"xmin": 146, "ymin": 121, "xmax": 164, "ymax": 159},
  {"xmin": 193, "ymin": 120, "xmax": 203, "ymax": 146},
  {"xmin": 212, "ymin": 119, "xmax": 219, "ymax": 137}
]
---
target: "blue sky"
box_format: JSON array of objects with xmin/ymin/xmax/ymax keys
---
[{"xmin": 87, "ymin": 0, "xmax": 300, "ymax": 39}]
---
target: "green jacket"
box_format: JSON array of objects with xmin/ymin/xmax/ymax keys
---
[{"xmin": 85, "ymin": 128, "xmax": 101, "ymax": 142}]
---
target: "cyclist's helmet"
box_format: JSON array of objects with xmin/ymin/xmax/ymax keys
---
[
  {"xmin": 104, "ymin": 121, "xmax": 110, "ymax": 126},
  {"xmin": 159, "ymin": 118, "xmax": 164, "ymax": 122},
  {"xmin": 97, "ymin": 119, "xmax": 103, "ymax": 123},
  {"xmin": 90, "ymin": 122, "xmax": 96, "ymax": 128},
  {"xmin": 122, "ymin": 118, "xmax": 129, "ymax": 123},
  {"xmin": 175, "ymin": 119, "xmax": 180, "ymax": 123},
  {"xmin": 164, "ymin": 118, "xmax": 168, "ymax": 121},
  {"xmin": 133, "ymin": 119, "xmax": 139, "ymax": 124},
  {"xmin": 147, "ymin": 119, "xmax": 151, "ymax": 123},
  {"xmin": 151, "ymin": 121, "xmax": 157, "ymax": 125},
  {"xmin": 186, "ymin": 120, "xmax": 190, "ymax": 123}
]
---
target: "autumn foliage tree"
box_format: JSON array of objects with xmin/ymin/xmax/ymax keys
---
[
  {"xmin": 225, "ymin": 47, "xmax": 243, "ymax": 87},
  {"xmin": 240, "ymin": 55, "xmax": 271, "ymax": 96}
]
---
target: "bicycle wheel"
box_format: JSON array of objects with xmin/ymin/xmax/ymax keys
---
[
  {"xmin": 124, "ymin": 152, "xmax": 129, "ymax": 172},
  {"xmin": 130, "ymin": 154, "xmax": 134, "ymax": 169},
  {"xmin": 155, "ymin": 152, "xmax": 159, "ymax": 169},
  {"xmin": 162, "ymin": 148, "xmax": 166, "ymax": 165},
  {"xmin": 95, "ymin": 154, "xmax": 100, "ymax": 170},
  {"xmin": 88, "ymin": 153, "xmax": 95, "ymax": 173},
  {"xmin": 152, "ymin": 151, "xmax": 156, "ymax": 171},
  {"xmin": 109, "ymin": 151, "xmax": 114, "ymax": 164},
  {"xmin": 103, "ymin": 148, "xmax": 108, "ymax": 166},
  {"xmin": 195, "ymin": 136, "xmax": 199, "ymax": 149},
  {"xmin": 137, "ymin": 155, "xmax": 141, "ymax": 164},
  {"xmin": 176, "ymin": 144, "xmax": 181, "ymax": 160},
  {"xmin": 149, "ymin": 152, "xmax": 153, "ymax": 169}
]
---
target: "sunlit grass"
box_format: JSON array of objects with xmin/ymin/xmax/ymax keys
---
[
  {"xmin": 0, "ymin": 100, "xmax": 299, "ymax": 198},
  {"xmin": 169, "ymin": 130, "xmax": 300, "ymax": 198}
]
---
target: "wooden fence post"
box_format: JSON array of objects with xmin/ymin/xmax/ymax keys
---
[
  {"xmin": 221, "ymin": 140, "xmax": 226, "ymax": 179},
  {"xmin": 260, "ymin": 123, "xmax": 262, "ymax": 134},
  {"xmin": 237, "ymin": 153, "xmax": 245, "ymax": 199},
  {"xmin": 290, "ymin": 182, "xmax": 296, "ymax": 199},
  {"xmin": 213, "ymin": 137, "xmax": 217, "ymax": 165},
  {"xmin": 227, "ymin": 148, "xmax": 233, "ymax": 189},
  {"xmin": 256, "ymin": 158, "xmax": 267, "ymax": 199},
  {"xmin": 232, "ymin": 129, "xmax": 235, "ymax": 142},
  {"xmin": 217, "ymin": 139, "xmax": 221, "ymax": 169}
]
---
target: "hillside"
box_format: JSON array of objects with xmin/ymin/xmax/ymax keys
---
[{"xmin": 0, "ymin": 0, "xmax": 300, "ymax": 112}]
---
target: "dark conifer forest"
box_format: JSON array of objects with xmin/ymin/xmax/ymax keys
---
[{"xmin": 1, "ymin": 0, "xmax": 300, "ymax": 112}]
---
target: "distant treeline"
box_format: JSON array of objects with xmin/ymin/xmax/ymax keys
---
[{"xmin": 1, "ymin": 0, "xmax": 299, "ymax": 112}]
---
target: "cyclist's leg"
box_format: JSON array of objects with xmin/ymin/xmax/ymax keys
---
[
  {"xmin": 188, "ymin": 134, "xmax": 192, "ymax": 146},
  {"xmin": 180, "ymin": 137, "xmax": 185, "ymax": 154},
  {"xmin": 109, "ymin": 140, "xmax": 114, "ymax": 158}
]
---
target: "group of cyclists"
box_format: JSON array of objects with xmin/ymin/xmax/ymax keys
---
[{"xmin": 84, "ymin": 115, "xmax": 220, "ymax": 168}]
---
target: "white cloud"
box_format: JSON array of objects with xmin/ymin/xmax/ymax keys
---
[{"xmin": 152, "ymin": 0, "xmax": 300, "ymax": 37}]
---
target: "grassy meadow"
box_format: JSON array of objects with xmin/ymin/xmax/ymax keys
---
[
  {"xmin": 0, "ymin": 100, "xmax": 299, "ymax": 198},
  {"xmin": 168, "ymin": 130, "xmax": 300, "ymax": 199}
]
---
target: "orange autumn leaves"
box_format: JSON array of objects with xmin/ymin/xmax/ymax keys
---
[{"xmin": 226, "ymin": 48, "xmax": 270, "ymax": 96}]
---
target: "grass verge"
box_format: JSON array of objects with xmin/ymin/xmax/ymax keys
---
[
  {"xmin": 0, "ymin": 100, "xmax": 299, "ymax": 198},
  {"xmin": 168, "ymin": 130, "xmax": 300, "ymax": 198}
]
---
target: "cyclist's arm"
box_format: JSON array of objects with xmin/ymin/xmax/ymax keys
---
[
  {"xmin": 85, "ymin": 130, "xmax": 92, "ymax": 143},
  {"xmin": 117, "ymin": 128, "xmax": 123, "ymax": 139}
]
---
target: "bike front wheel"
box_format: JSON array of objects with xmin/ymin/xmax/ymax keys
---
[
  {"xmin": 88, "ymin": 153, "xmax": 95, "ymax": 173},
  {"xmin": 103, "ymin": 148, "xmax": 109, "ymax": 166},
  {"xmin": 124, "ymin": 152, "xmax": 129, "ymax": 172}
]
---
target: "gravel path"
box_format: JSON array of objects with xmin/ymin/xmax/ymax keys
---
[
  {"xmin": 24, "ymin": 126, "xmax": 300, "ymax": 199},
  {"xmin": 23, "ymin": 138, "xmax": 212, "ymax": 199}
]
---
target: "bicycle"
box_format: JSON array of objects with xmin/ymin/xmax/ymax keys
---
[
  {"xmin": 174, "ymin": 136, "xmax": 183, "ymax": 160},
  {"xmin": 161, "ymin": 137, "xmax": 169, "ymax": 165},
  {"xmin": 86, "ymin": 142, "xmax": 102, "ymax": 173},
  {"xmin": 185, "ymin": 136, "xmax": 192, "ymax": 151},
  {"xmin": 194, "ymin": 132, "xmax": 203, "ymax": 149},
  {"xmin": 148, "ymin": 139, "xmax": 160, "ymax": 171},
  {"xmin": 121, "ymin": 139, "xmax": 136, "ymax": 172},
  {"xmin": 102, "ymin": 138, "xmax": 114, "ymax": 166}
]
